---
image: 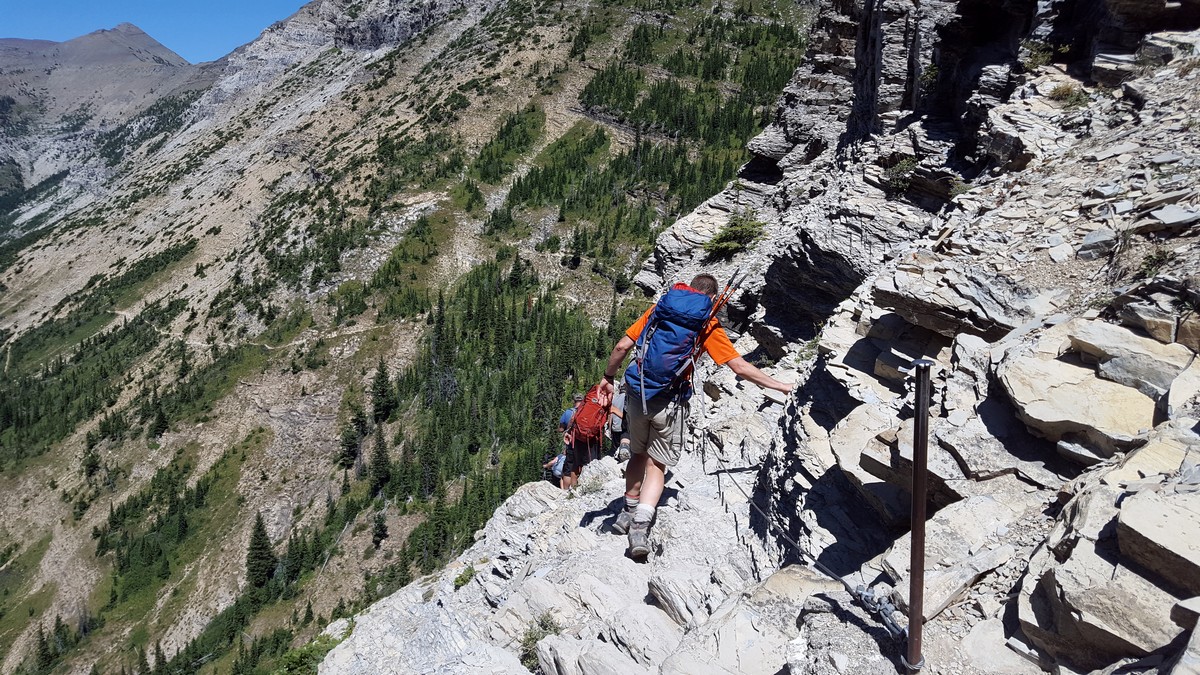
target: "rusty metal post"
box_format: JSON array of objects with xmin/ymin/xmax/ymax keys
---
[{"xmin": 904, "ymin": 359, "xmax": 934, "ymax": 672}]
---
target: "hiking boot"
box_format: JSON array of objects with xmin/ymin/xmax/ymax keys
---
[
  {"xmin": 613, "ymin": 508, "xmax": 634, "ymax": 534},
  {"xmin": 627, "ymin": 521, "xmax": 651, "ymax": 560}
]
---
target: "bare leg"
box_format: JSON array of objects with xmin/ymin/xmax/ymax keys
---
[
  {"xmin": 638, "ymin": 457, "xmax": 667, "ymax": 510},
  {"xmin": 625, "ymin": 452, "xmax": 647, "ymax": 499}
]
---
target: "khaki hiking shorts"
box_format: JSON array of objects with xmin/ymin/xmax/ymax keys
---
[{"xmin": 626, "ymin": 396, "xmax": 689, "ymax": 467}]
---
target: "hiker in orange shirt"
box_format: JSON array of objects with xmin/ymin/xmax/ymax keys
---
[{"xmin": 596, "ymin": 273, "xmax": 792, "ymax": 560}]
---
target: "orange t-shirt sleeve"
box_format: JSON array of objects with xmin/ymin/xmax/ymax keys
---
[
  {"xmin": 625, "ymin": 307, "xmax": 654, "ymax": 341},
  {"xmin": 700, "ymin": 318, "xmax": 739, "ymax": 366}
]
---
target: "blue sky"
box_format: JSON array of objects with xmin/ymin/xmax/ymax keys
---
[{"xmin": 0, "ymin": 0, "xmax": 310, "ymax": 63}]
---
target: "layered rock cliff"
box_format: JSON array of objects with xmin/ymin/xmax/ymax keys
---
[{"xmin": 323, "ymin": 0, "xmax": 1200, "ymax": 673}]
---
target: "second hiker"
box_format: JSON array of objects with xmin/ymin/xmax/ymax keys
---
[
  {"xmin": 608, "ymin": 382, "xmax": 630, "ymax": 462},
  {"xmin": 558, "ymin": 393, "xmax": 584, "ymax": 490},
  {"xmin": 596, "ymin": 273, "xmax": 792, "ymax": 560}
]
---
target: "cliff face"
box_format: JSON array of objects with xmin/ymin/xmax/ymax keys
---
[{"xmin": 325, "ymin": 0, "xmax": 1200, "ymax": 673}]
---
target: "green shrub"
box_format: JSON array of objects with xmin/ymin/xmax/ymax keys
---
[
  {"xmin": 1048, "ymin": 83, "xmax": 1088, "ymax": 108},
  {"xmin": 1021, "ymin": 39, "xmax": 1054, "ymax": 70},
  {"xmin": 882, "ymin": 157, "xmax": 918, "ymax": 194},
  {"xmin": 271, "ymin": 634, "xmax": 343, "ymax": 674},
  {"xmin": 520, "ymin": 612, "xmax": 562, "ymax": 670},
  {"xmin": 703, "ymin": 213, "xmax": 765, "ymax": 259},
  {"xmin": 919, "ymin": 63, "xmax": 939, "ymax": 89},
  {"xmin": 1140, "ymin": 247, "xmax": 1177, "ymax": 278},
  {"xmin": 454, "ymin": 566, "xmax": 476, "ymax": 590}
]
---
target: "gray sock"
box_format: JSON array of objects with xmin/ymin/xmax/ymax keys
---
[
  {"xmin": 624, "ymin": 496, "xmax": 639, "ymax": 511},
  {"xmin": 634, "ymin": 504, "xmax": 655, "ymax": 523}
]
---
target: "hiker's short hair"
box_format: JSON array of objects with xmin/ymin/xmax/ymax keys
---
[{"xmin": 690, "ymin": 274, "xmax": 718, "ymax": 297}]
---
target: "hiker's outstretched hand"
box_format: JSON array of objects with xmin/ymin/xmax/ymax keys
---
[{"xmin": 597, "ymin": 377, "xmax": 616, "ymax": 398}]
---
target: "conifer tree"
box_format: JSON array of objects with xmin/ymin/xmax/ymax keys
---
[
  {"xmin": 283, "ymin": 533, "xmax": 304, "ymax": 584},
  {"xmin": 245, "ymin": 512, "xmax": 276, "ymax": 589},
  {"xmin": 148, "ymin": 404, "xmax": 169, "ymax": 439},
  {"xmin": 370, "ymin": 358, "xmax": 397, "ymax": 423},
  {"xmin": 35, "ymin": 623, "xmax": 53, "ymax": 670},
  {"xmin": 82, "ymin": 445, "xmax": 101, "ymax": 478},
  {"xmin": 369, "ymin": 425, "xmax": 391, "ymax": 496},
  {"xmin": 338, "ymin": 422, "xmax": 360, "ymax": 469},
  {"xmin": 153, "ymin": 642, "xmax": 167, "ymax": 675},
  {"xmin": 372, "ymin": 512, "xmax": 389, "ymax": 549}
]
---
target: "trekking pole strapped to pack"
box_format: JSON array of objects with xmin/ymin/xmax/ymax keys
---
[{"xmin": 672, "ymin": 267, "xmax": 745, "ymax": 383}]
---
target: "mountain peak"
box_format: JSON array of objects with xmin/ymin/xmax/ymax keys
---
[
  {"xmin": 60, "ymin": 21, "xmax": 190, "ymax": 66},
  {"xmin": 109, "ymin": 22, "xmax": 147, "ymax": 34}
]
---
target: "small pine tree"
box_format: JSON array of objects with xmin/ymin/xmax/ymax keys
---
[
  {"xmin": 153, "ymin": 642, "xmax": 167, "ymax": 675},
  {"xmin": 148, "ymin": 405, "xmax": 169, "ymax": 439},
  {"xmin": 370, "ymin": 358, "xmax": 398, "ymax": 423},
  {"xmin": 302, "ymin": 600, "xmax": 314, "ymax": 626},
  {"xmin": 372, "ymin": 512, "xmax": 389, "ymax": 549},
  {"xmin": 82, "ymin": 446, "xmax": 101, "ymax": 478},
  {"xmin": 35, "ymin": 623, "xmax": 53, "ymax": 670},
  {"xmin": 338, "ymin": 423, "xmax": 360, "ymax": 469},
  {"xmin": 245, "ymin": 512, "xmax": 276, "ymax": 589},
  {"xmin": 368, "ymin": 426, "xmax": 391, "ymax": 496}
]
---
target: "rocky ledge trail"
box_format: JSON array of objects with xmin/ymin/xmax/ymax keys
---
[{"xmin": 319, "ymin": 1, "xmax": 1200, "ymax": 673}]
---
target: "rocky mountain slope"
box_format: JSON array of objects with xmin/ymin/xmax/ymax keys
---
[
  {"xmin": 0, "ymin": 23, "xmax": 212, "ymax": 221},
  {"xmin": 320, "ymin": 1, "xmax": 1200, "ymax": 674},
  {"xmin": 0, "ymin": 0, "xmax": 816, "ymax": 673}
]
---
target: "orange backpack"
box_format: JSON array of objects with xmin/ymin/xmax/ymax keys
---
[{"xmin": 569, "ymin": 384, "xmax": 611, "ymax": 446}]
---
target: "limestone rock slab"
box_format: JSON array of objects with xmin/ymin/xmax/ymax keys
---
[
  {"xmin": 604, "ymin": 604, "xmax": 682, "ymax": 667},
  {"xmin": 1170, "ymin": 360, "xmax": 1200, "ymax": 419},
  {"xmin": 538, "ymin": 636, "xmax": 653, "ymax": 675},
  {"xmin": 648, "ymin": 564, "xmax": 724, "ymax": 627},
  {"xmin": 936, "ymin": 413, "xmax": 1067, "ymax": 489},
  {"xmin": 1102, "ymin": 421, "xmax": 1197, "ymax": 487},
  {"xmin": 828, "ymin": 405, "xmax": 910, "ymax": 527},
  {"xmin": 1174, "ymin": 597, "xmax": 1200, "ymax": 631},
  {"xmin": 998, "ymin": 350, "xmax": 1155, "ymax": 457},
  {"xmin": 1065, "ymin": 318, "xmax": 1194, "ymax": 396},
  {"xmin": 961, "ymin": 619, "xmax": 1041, "ymax": 674},
  {"xmin": 859, "ymin": 418, "xmax": 967, "ymax": 510},
  {"xmin": 1021, "ymin": 542, "xmax": 1184, "ymax": 670},
  {"xmin": 1170, "ymin": 626, "xmax": 1200, "ymax": 675},
  {"xmin": 893, "ymin": 544, "xmax": 1015, "ymax": 622},
  {"xmin": 1118, "ymin": 491, "xmax": 1200, "ymax": 595},
  {"xmin": 882, "ymin": 495, "xmax": 1020, "ymax": 584},
  {"xmin": 504, "ymin": 480, "xmax": 565, "ymax": 521}
]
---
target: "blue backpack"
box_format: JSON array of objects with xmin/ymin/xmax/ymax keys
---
[{"xmin": 624, "ymin": 285, "xmax": 714, "ymax": 411}]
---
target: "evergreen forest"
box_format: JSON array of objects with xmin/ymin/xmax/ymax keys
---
[{"xmin": 0, "ymin": 0, "xmax": 807, "ymax": 672}]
